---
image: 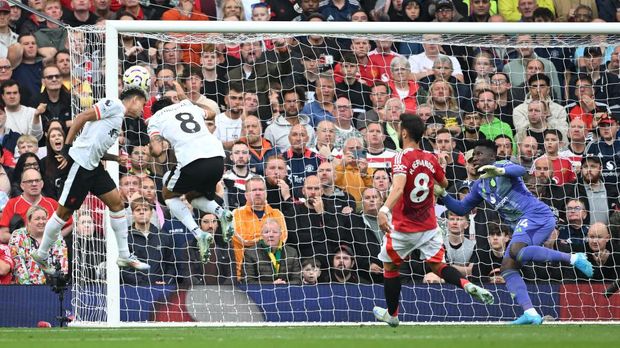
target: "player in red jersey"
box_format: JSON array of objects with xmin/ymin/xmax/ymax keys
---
[{"xmin": 373, "ymin": 113, "xmax": 494, "ymax": 327}]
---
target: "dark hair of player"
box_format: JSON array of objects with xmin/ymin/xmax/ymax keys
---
[
  {"xmin": 151, "ymin": 97, "xmax": 174, "ymax": 115},
  {"xmin": 475, "ymin": 139, "xmax": 498, "ymax": 153},
  {"xmin": 399, "ymin": 113, "xmax": 425, "ymax": 143},
  {"xmin": 120, "ymin": 85, "xmax": 148, "ymax": 101}
]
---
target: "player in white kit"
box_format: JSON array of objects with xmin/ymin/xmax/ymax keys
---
[
  {"xmin": 33, "ymin": 85, "xmax": 151, "ymax": 273},
  {"xmin": 148, "ymin": 96, "xmax": 234, "ymax": 263}
]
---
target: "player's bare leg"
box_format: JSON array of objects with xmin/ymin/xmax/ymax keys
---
[
  {"xmin": 185, "ymin": 190, "xmax": 233, "ymax": 243},
  {"xmin": 33, "ymin": 205, "xmax": 75, "ymax": 274},
  {"xmin": 98, "ymin": 189, "xmax": 150, "ymax": 271},
  {"xmin": 162, "ymin": 188, "xmax": 214, "ymax": 262},
  {"xmin": 373, "ymin": 262, "xmax": 401, "ymax": 327},
  {"xmin": 427, "ymin": 261, "xmax": 494, "ymax": 305}
]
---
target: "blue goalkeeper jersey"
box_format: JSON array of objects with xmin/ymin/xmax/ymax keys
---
[{"xmin": 443, "ymin": 161, "xmax": 553, "ymax": 228}]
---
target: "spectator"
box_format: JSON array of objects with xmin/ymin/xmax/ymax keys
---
[
  {"xmin": 381, "ymin": 97, "xmax": 405, "ymax": 150},
  {"xmin": 93, "ymin": 0, "xmax": 116, "ymax": 19},
  {"xmin": 318, "ymin": 160, "xmax": 356, "ymax": 214},
  {"xmin": 195, "ymin": 212, "xmax": 236, "ymax": 285},
  {"xmin": 243, "ymin": 218, "xmax": 301, "ymax": 284},
  {"xmin": 442, "ymin": 210, "xmax": 475, "ymax": 277},
  {"xmin": 301, "ymin": 257, "xmax": 322, "ymax": 284},
  {"xmin": 302, "ymin": 72, "xmax": 336, "ymax": 126},
  {"xmin": 329, "ymin": 244, "xmax": 362, "ymax": 283},
  {"xmin": 335, "ymin": 53, "xmax": 372, "ymax": 113},
  {"xmin": 320, "ymin": 0, "xmax": 360, "ymax": 21},
  {"xmin": 162, "ymin": 0, "xmax": 210, "ymax": 20},
  {"xmin": 464, "ymin": 0, "xmax": 493, "ymax": 22},
  {"xmin": 123, "ymin": 196, "xmax": 176, "ymax": 286},
  {"xmin": 585, "ymin": 112, "xmax": 620, "ymax": 186},
  {"xmin": 489, "ymin": 72, "xmax": 517, "ymax": 123},
  {"xmin": 455, "ymin": 112, "xmax": 485, "ymax": 152},
  {"xmin": 435, "ymin": 128, "xmax": 467, "ymax": 189},
  {"xmin": 426, "ymin": 79, "xmax": 461, "ymax": 134},
  {"xmin": 372, "ymin": 168, "xmax": 391, "ymax": 199},
  {"xmin": 511, "ymin": 134, "xmax": 539, "ymax": 170},
  {"xmin": 499, "ymin": 0, "xmax": 552, "ymax": 22},
  {"xmin": 250, "ymin": 2, "xmax": 270, "ymax": 21},
  {"xmin": 8, "ymin": 208, "xmax": 62, "ymax": 286},
  {"xmin": 0, "ymin": 1, "xmax": 19, "ymax": 61},
  {"xmin": 368, "ymin": 39, "xmax": 400, "ymax": 82},
  {"xmin": 199, "ymin": 45, "xmax": 227, "ymax": 108},
  {"xmin": 311, "ymin": 120, "xmax": 338, "ymax": 160},
  {"xmin": 515, "ymin": 99, "xmax": 550, "ymax": 152},
  {"xmin": 584, "ymin": 222, "xmax": 620, "ymax": 281},
  {"xmin": 11, "ymin": 33, "xmax": 49, "ymax": 108},
  {"xmin": 409, "ymin": 34, "xmax": 464, "ymax": 82},
  {"xmin": 214, "ymin": 84, "xmax": 244, "ymax": 150},
  {"xmin": 32, "ymin": 0, "xmax": 67, "ymax": 60},
  {"xmin": 282, "ymin": 124, "xmax": 322, "ymax": 197},
  {"xmin": 423, "ymin": 55, "xmax": 472, "ymax": 112},
  {"xmin": 559, "ymin": 118, "xmax": 588, "ymax": 172},
  {"xmin": 335, "ymin": 137, "xmax": 372, "ymax": 208},
  {"xmin": 333, "ymin": 95, "xmax": 363, "ymax": 150},
  {"xmin": 232, "ymin": 176, "xmax": 288, "ymax": 279},
  {"xmin": 476, "ymin": 88, "xmax": 514, "ymax": 146},
  {"xmin": 0, "ymin": 57, "xmax": 12, "ymax": 83},
  {"xmin": 0, "ymin": 106, "xmax": 19, "ymax": 158},
  {"xmin": 558, "ymin": 198, "xmax": 589, "ymax": 252},
  {"xmin": 41, "ymin": 125, "xmax": 69, "ymax": 200},
  {"xmin": 469, "ymin": 223, "xmax": 509, "ymax": 284},
  {"xmin": 511, "ymin": 58, "xmax": 561, "ymax": 104},
  {"xmin": 364, "ymin": 121, "xmax": 397, "ymax": 170},
  {"xmin": 388, "ymin": 56, "xmax": 420, "ymax": 114},
  {"xmin": 263, "ymin": 155, "xmax": 293, "ymax": 211},
  {"xmin": 494, "ymin": 134, "xmax": 513, "ymax": 161},
  {"xmin": 119, "ymin": 173, "xmax": 140, "ymax": 208},
  {"xmin": 513, "ymin": 74, "xmax": 568, "ymax": 140},
  {"xmin": 0, "ymin": 243, "xmax": 13, "ymax": 284},
  {"xmin": 1, "ymin": 80, "xmax": 44, "ymax": 141},
  {"xmin": 571, "ymin": 155, "xmax": 619, "ymax": 225},
  {"xmin": 358, "ymin": 82, "xmax": 389, "ymax": 130},
  {"xmin": 9, "ymin": 152, "xmax": 40, "ymax": 197},
  {"xmin": 347, "ymin": 38, "xmax": 381, "ymax": 87},
  {"xmin": 38, "ymin": 65, "xmax": 71, "ymax": 131},
  {"xmin": 73, "ymin": 211, "xmax": 106, "ymax": 282},
  {"xmin": 264, "ymin": 87, "xmax": 315, "ymax": 152},
  {"xmin": 238, "ymin": 115, "xmax": 277, "ymax": 176},
  {"xmin": 63, "ymin": 0, "xmax": 99, "ymax": 26},
  {"xmin": 1, "ymin": 167, "xmax": 73, "ymax": 243},
  {"xmin": 555, "ymin": 1, "xmax": 598, "ymax": 22},
  {"xmin": 532, "ymin": 129, "xmax": 576, "ymax": 185},
  {"xmin": 222, "ymin": 141, "xmax": 252, "ymax": 210},
  {"xmin": 565, "ymin": 74, "xmax": 611, "ymax": 130},
  {"xmin": 220, "ymin": 0, "xmax": 245, "ymax": 20},
  {"xmin": 127, "ymin": 145, "xmax": 152, "ymax": 179}
]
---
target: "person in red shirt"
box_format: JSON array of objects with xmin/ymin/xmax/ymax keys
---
[
  {"xmin": 0, "ymin": 168, "xmax": 72, "ymax": 244},
  {"xmin": 0, "ymin": 244, "xmax": 14, "ymax": 284},
  {"xmin": 373, "ymin": 113, "xmax": 493, "ymax": 327},
  {"xmin": 534, "ymin": 129, "xmax": 576, "ymax": 185}
]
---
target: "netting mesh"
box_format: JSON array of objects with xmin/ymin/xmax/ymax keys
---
[{"xmin": 67, "ymin": 24, "xmax": 620, "ymax": 324}]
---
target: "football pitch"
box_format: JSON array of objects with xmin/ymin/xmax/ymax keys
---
[{"xmin": 1, "ymin": 325, "xmax": 619, "ymax": 348}]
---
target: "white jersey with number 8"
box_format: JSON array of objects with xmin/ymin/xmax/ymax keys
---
[{"xmin": 148, "ymin": 100, "xmax": 225, "ymax": 169}]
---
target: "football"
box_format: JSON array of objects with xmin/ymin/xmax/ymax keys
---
[{"xmin": 122, "ymin": 65, "xmax": 151, "ymax": 91}]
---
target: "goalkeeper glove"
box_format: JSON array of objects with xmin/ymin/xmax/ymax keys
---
[
  {"xmin": 433, "ymin": 185, "xmax": 447, "ymax": 197},
  {"xmin": 478, "ymin": 165, "xmax": 506, "ymax": 179}
]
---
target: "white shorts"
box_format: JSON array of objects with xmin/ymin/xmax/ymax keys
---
[{"xmin": 378, "ymin": 228, "xmax": 445, "ymax": 266}]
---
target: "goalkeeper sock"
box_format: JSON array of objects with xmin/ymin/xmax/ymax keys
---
[
  {"xmin": 38, "ymin": 212, "xmax": 66, "ymax": 256},
  {"xmin": 437, "ymin": 263, "xmax": 469, "ymax": 289},
  {"xmin": 109, "ymin": 210, "xmax": 130, "ymax": 259},
  {"xmin": 166, "ymin": 197, "xmax": 201, "ymax": 236},
  {"xmin": 190, "ymin": 196, "xmax": 224, "ymax": 218},
  {"xmin": 517, "ymin": 246, "xmax": 571, "ymax": 264},
  {"xmin": 502, "ymin": 269, "xmax": 534, "ymax": 310},
  {"xmin": 383, "ymin": 269, "xmax": 401, "ymax": 316}
]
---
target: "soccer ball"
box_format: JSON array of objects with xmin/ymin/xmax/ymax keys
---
[{"xmin": 122, "ymin": 65, "xmax": 151, "ymax": 91}]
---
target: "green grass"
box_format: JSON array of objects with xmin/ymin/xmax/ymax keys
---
[{"xmin": 1, "ymin": 325, "xmax": 618, "ymax": 348}]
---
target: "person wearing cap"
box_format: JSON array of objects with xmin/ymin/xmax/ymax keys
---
[
  {"xmin": 432, "ymin": 0, "xmax": 462, "ymax": 22},
  {"xmin": 242, "ymin": 217, "xmax": 301, "ymax": 285},
  {"xmin": 569, "ymin": 155, "xmax": 619, "ymax": 226},
  {"xmin": 584, "ymin": 112, "xmax": 620, "ymax": 185}
]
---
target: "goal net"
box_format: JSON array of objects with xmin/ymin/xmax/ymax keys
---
[{"xmin": 66, "ymin": 21, "xmax": 620, "ymax": 325}]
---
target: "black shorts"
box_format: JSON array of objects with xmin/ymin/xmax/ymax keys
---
[
  {"xmin": 58, "ymin": 162, "xmax": 117, "ymax": 210},
  {"xmin": 164, "ymin": 157, "xmax": 224, "ymax": 199}
]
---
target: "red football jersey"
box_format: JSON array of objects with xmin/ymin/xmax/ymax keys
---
[{"xmin": 391, "ymin": 148, "xmax": 445, "ymax": 233}]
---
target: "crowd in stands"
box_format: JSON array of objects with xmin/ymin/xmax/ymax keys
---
[{"xmin": 0, "ymin": 0, "xmax": 619, "ymax": 288}]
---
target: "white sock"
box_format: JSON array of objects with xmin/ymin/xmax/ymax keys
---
[
  {"xmin": 38, "ymin": 212, "xmax": 66, "ymax": 256},
  {"xmin": 525, "ymin": 308, "xmax": 539, "ymax": 316},
  {"xmin": 109, "ymin": 210, "xmax": 130, "ymax": 259},
  {"xmin": 190, "ymin": 197, "xmax": 223, "ymax": 218},
  {"xmin": 166, "ymin": 198, "xmax": 200, "ymax": 235},
  {"xmin": 570, "ymin": 254, "xmax": 577, "ymax": 265}
]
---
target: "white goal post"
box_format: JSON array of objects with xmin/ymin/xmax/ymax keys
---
[{"xmin": 63, "ymin": 20, "xmax": 620, "ymax": 327}]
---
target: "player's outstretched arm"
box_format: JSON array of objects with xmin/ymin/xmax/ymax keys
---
[
  {"xmin": 65, "ymin": 107, "xmax": 98, "ymax": 145},
  {"xmin": 440, "ymin": 182, "xmax": 483, "ymax": 216}
]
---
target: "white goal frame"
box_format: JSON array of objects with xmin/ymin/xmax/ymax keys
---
[{"xmin": 94, "ymin": 20, "xmax": 620, "ymax": 327}]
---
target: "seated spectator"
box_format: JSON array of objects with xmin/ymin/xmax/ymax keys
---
[
  {"xmin": 358, "ymin": 82, "xmax": 389, "ymax": 130},
  {"xmin": 238, "ymin": 115, "xmax": 277, "ymax": 176},
  {"xmin": 9, "ymin": 152, "xmax": 40, "ymax": 197},
  {"xmin": 301, "ymin": 257, "xmax": 322, "ymax": 285},
  {"xmin": 372, "ymin": 168, "xmax": 391, "ymax": 200},
  {"xmin": 310, "ymin": 120, "xmax": 338, "ymax": 160},
  {"xmin": 364, "ymin": 121, "xmax": 397, "ymax": 170},
  {"xmin": 301, "ymin": 72, "xmax": 336, "ymax": 126},
  {"xmin": 569, "ymin": 155, "xmax": 619, "ymax": 225},
  {"xmin": 0, "ymin": 106, "xmax": 19, "ymax": 157},
  {"xmin": 38, "ymin": 65, "xmax": 71, "ymax": 131},
  {"xmin": 1, "ymin": 79, "xmax": 44, "ymax": 141},
  {"xmin": 127, "ymin": 145, "xmax": 152, "ymax": 179},
  {"xmin": 162, "ymin": 0, "xmax": 210, "ymax": 21},
  {"xmin": 233, "ymin": 176, "xmax": 288, "ymax": 279},
  {"xmin": 333, "ymin": 95, "xmax": 363, "ymax": 150},
  {"xmin": 409, "ymin": 34, "xmax": 464, "ymax": 82},
  {"xmin": 123, "ymin": 196, "xmax": 176, "ymax": 286},
  {"xmin": 282, "ymin": 124, "xmax": 322, "ymax": 197},
  {"xmin": 585, "ymin": 112, "xmax": 620, "ymax": 186},
  {"xmin": 32, "ymin": 0, "xmax": 67, "ymax": 60},
  {"xmin": 388, "ymin": 56, "xmax": 419, "ymax": 113},
  {"xmin": 476, "ymin": 89, "xmax": 514, "ymax": 147},
  {"xmin": 318, "ymin": 161, "xmax": 356, "ymax": 214},
  {"xmin": 0, "ymin": 243, "xmax": 13, "ymax": 284},
  {"xmin": 435, "ymin": 128, "xmax": 467, "ymax": 190},
  {"xmin": 329, "ymin": 244, "xmax": 362, "ymax": 283},
  {"xmin": 419, "ymin": 55, "xmax": 472, "ymax": 113},
  {"xmin": 1, "ymin": 168, "xmax": 72, "ymax": 243},
  {"xmin": 334, "ymin": 53, "xmax": 372, "ymax": 112},
  {"xmin": 469, "ymin": 223, "xmax": 509, "ymax": 284},
  {"xmin": 489, "ymin": 73, "xmax": 517, "ymax": 124},
  {"xmin": 73, "ymin": 211, "xmax": 106, "ymax": 282},
  {"xmin": 455, "ymin": 112, "xmax": 485, "ymax": 153},
  {"xmin": 334, "ymin": 137, "xmax": 372, "ymax": 208},
  {"xmin": 264, "ymin": 87, "xmax": 314, "ymax": 152},
  {"xmin": 513, "ymin": 74, "xmax": 568, "ymax": 140},
  {"xmin": 510, "ymin": 135, "xmax": 539, "ymax": 171},
  {"xmin": 510, "ymin": 58, "xmax": 561, "ymax": 105},
  {"xmin": 63, "ymin": 0, "xmax": 100, "ymax": 26},
  {"xmin": 426, "ymin": 80, "xmax": 461, "ymax": 134},
  {"xmin": 263, "ymin": 155, "xmax": 293, "ymax": 212},
  {"xmin": 197, "ymin": 212, "xmax": 236, "ymax": 285},
  {"xmin": 528, "ymin": 156, "xmax": 571, "ymax": 218},
  {"xmin": 243, "ymin": 218, "xmax": 301, "ymax": 284},
  {"xmin": 558, "ymin": 198, "xmax": 589, "ymax": 252},
  {"xmin": 214, "ymin": 84, "xmax": 244, "ymax": 150},
  {"xmin": 559, "ymin": 118, "xmax": 589, "ymax": 172},
  {"xmin": 532, "ymin": 129, "xmax": 576, "ymax": 185},
  {"xmin": 223, "ymin": 141, "xmax": 253, "ymax": 210},
  {"xmin": 443, "ymin": 210, "xmax": 475, "ymax": 276},
  {"xmin": 284, "ymin": 175, "xmax": 341, "ymax": 267},
  {"xmin": 381, "ymin": 97, "xmax": 405, "ymax": 150},
  {"xmin": 584, "ymin": 222, "xmax": 620, "ymax": 281},
  {"xmin": 494, "ymin": 134, "xmax": 513, "ymax": 161},
  {"xmin": 11, "ymin": 33, "xmax": 48, "ymax": 108},
  {"xmin": 515, "ymin": 99, "xmax": 550, "ymax": 152},
  {"xmin": 41, "ymin": 125, "xmax": 69, "ymax": 200},
  {"xmin": 566, "ymin": 75, "xmax": 611, "ymax": 130},
  {"xmin": 9, "ymin": 205, "xmax": 67, "ymax": 284},
  {"xmin": 368, "ymin": 38, "xmax": 400, "ymax": 82}
]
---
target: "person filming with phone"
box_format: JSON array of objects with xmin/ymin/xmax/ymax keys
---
[{"xmin": 335, "ymin": 137, "xmax": 372, "ymax": 211}]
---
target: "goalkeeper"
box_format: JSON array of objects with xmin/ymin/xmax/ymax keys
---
[{"xmin": 435, "ymin": 140, "xmax": 594, "ymax": 325}]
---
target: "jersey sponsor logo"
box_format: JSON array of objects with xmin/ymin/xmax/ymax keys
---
[{"xmin": 108, "ymin": 128, "xmax": 119, "ymax": 139}]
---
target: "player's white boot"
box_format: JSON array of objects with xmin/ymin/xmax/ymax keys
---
[
  {"xmin": 117, "ymin": 254, "xmax": 150, "ymax": 271},
  {"xmin": 465, "ymin": 283, "xmax": 495, "ymax": 305},
  {"xmin": 219, "ymin": 210, "xmax": 234, "ymax": 243},
  {"xmin": 373, "ymin": 306, "xmax": 399, "ymax": 327},
  {"xmin": 32, "ymin": 250, "xmax": 56, "ymax": 275},
  {"xmin": 196, "ymin": 231, "xmax": 214, "ymax": 263}
]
